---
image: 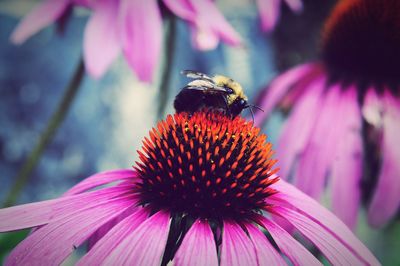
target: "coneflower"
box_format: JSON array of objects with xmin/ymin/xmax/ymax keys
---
[
  {"xmin": 10, "ymin": 0, "xmax": 241, "ymax": 81},
  {"xmin": 0, "ymin": 111, "xmax": 379, "ymax": 265},
  {"xmin": 255, "ymin": 0, "xmax": 400, "ymax": 228}
]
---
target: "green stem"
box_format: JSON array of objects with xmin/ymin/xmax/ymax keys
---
[
  {"xmin": 2, "ymin": 58, "xmax": 85, "ymax": 207},
  {"xmin": 157, "ymin": 16, "xmax": 177, "ymax": 119}
]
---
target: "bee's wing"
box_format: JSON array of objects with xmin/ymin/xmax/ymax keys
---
[
  {"xmin": 185, "ymin": 80, "xmax": 229, "ymax": 94},
  {"xmin": 181, "ymin": 70, "xmax": 214, "ymax": 83}
]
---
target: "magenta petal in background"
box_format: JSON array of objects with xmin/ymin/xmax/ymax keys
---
[
  {"xmin": 6, "ymin": 197, "xmax": 134, "ymax": 266},
  {"xmin": 119, "ymin": 0, "xmax": 162, "ymax": 83},
  {"xmin": 83, "ymin": 0, "xmax": 121, "ymax": 79},
  {"xmin": 294, "ymin": 85, "xmax": 344, "ymax": 199},
  {"xmin": 78, "ymin": 208, "xmax": 149, "ymax": 265},
  {"xmin": 220, "ymin": 221, "xmax": 257, "ymax": 266},
  {"xmin": 10, "ymin": 0, "xmax": 71, "ymax": 44},
  {"xmin": 285, "ymin": 0, "xmax": 304, "ymax": 12},
  {"xmin": 330, "ymin": 88, "xmax": 362, "ymax": 229},
  {"xmin": 368, "ymin": 91, "xmax": 400, "ymax": 227},
  {"xmin": 104, "ymin": 211, "xmax": 170, "ymax": 265},
  {"xmin": 246, "ymin": 223, "xmax": 286, "ymax": 265},
  {"xmin": 173, "ymin": 220, "xmax": 218, "ymax": 266},
  {"xmin": 276, "ymin": 77, "xmax": 324, "ymax": 179},
  {"xmin": 254, "ymin": 63, "xmax": 316, "ymax": 127},
  {"xmin": 189, "ymin": 0, "xmax": 242, "ymax": 48},
  {"xmin": 256, "ymin": 0, "xmax": 281, "ymax": 32}
]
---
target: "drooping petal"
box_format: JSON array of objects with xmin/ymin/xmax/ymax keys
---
[
  {"xmin": 10, "ymin": 0, "xmax": 71, "ymax": 44},
  {"xmin": 103, "ymin": 211, "xmax": 170, "ymax": 265},
  {"xmin": 254, "ymin": 63, "xmax": 319, "ymax": 127},
  {"xmin": 119, "ymin": 0, "xmax": 162, "ymax": 82},
  {"xmin": 245, "ymin": 223, "xmax": 286, "ymax": 265},
  {"xmin": 162, "ymin": 0, "xmax": 196, "ymax": 21},
  {"xmin": 173, "ymin": 219, "xmax": 218, "ymax": 266},
  {"xmin": 78, "ymin": 208, "xmax": 149, "ymax": 265},
  {"xmin": 6, "ymin": 196, "xmax": 136, "ymax": 266},
  {"xmin": 0, "ymin": 186, "xmax": 131, "ymax": 232},
  {"xmin": 272, "ymin": 206, "xmax": 362, "ymax": 265},
  {"xmin": 64, "ymin": 169, "xmax": 136, "ymax": 196},
  {"xmin": 330, "ymin": 87, "xmax": 363, "ymax": 229},
  {"xmin": 270, "ymin": 180, "xmax": 380, "ymax": 265},
  {"xmin": 285, "ymin": 0, "xmax": 303, "ymax": 13},
  {"xmin": 190, "ymin": 23, "xmax": 219, "ymax": 51},
  {"xmin": 220, "ymin": 221, "xmax": 257, "ymax": 266},
  {"xmin": 276, "ymin": 77, "xmax": 325, "ymax": 179},
  {"xmin": 368, "ymin": 91, "xmax": 400, "ymax": 227},
  {"xmin": 294, "ymin": 85, "xmax": 345, "ymax": 199},
  {"xmin": 258, "ymin": 215, "xmax": 322, "ymax": 266},
  {"xmin": 256, "ymin": 0, "xmax": 281, "ymax": 32},
  {"xmin": 189, "ymin": 0, "xmax": 242, "ymax": 48},
  {"xmin": 83, "ymin": 0, "xmax": 121, "ymax": 78}
]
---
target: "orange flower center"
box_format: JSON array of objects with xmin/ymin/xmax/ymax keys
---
[{"xmin": 135, "ymin": 111, "xmax": 278, "ymax": 221}]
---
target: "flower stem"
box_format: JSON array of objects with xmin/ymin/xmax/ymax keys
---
[
  {"xmin": 2, "ymin": 58, "xmax": 85, "ymax": 208},
  {"xmin": 157, "ymin": 16, "xmax": 177, "ymax": 119}
]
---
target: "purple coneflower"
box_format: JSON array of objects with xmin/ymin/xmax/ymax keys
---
[
  {"xmin": 0, "ymin": 112, "xmax": 379, "ymax": 265},
  {"xmin": 256, "ymin": 0, "xmax": 303, "ymax": 32},
  {"xmin": 10, "ymin": 0, "xmax": 241, "ymax": 81},
  {"xmin": 255, "ymin": 0, "xmax": 400, "ymax": 229}
]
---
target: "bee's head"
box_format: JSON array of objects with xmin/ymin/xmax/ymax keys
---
[
  {"xmin": 212, "ymin": 75, "xmax": 247, "ymax": 103},
  {"xmin": 229, "ymin": 97, "xmax": 248, "ymax": 117}
]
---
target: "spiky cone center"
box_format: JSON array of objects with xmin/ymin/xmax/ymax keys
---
[
  {"xmin": 321, "ymin": 0, "xmax": 400, "ymax": 91},
  {"xmin": 135, "ymin": 111, "xmax": 279, "ymax": 222}
]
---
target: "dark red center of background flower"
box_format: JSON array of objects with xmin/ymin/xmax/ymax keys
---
[
  {"xmin": 134, "ymin": 111, "xmax": 278, "ymax": 221},
  {"xmin": 321, "ymin": 0, "xmax": 400, "ymax": 91}
]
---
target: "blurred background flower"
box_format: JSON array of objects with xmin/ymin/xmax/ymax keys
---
[
  {"xmin": 0, "ymin": 0, "xmax": 399, "ymax": 264},
  {"xmin": 255, "ymin": 0, "xmax": 400, "ymax": 234}
]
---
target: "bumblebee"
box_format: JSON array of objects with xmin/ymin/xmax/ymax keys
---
[{"xmin": 174, "ymin": 70, "xmax": 260, "ymax": 119}]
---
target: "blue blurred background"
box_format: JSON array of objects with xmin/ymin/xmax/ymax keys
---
[{"xmin": 0, "ymin": 0, "xmax": 398, "ymax": 264}]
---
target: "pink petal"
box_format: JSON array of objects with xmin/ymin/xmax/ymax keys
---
[
  {"xmin": 103, "ymin": 211, "xmax": 171, "ymax": 265},
  {"xmin": 119, "ymin": 0, "xmax": 162, "ymax": 82},
  {"xmin": 64, "ymin": 169, "xmax": 136, "ymax": 196},
  {"xmin": 190, "ymin": 24, "xmax": 219, "ymax": 51},
  {"xmin": 330, "ymin": 88, "xmax": 363, "ymax": 229},
  {"xmin": 10, "ymin": 0, "xmax": 71, "ymax": 44},
  {"xmin": 368, "ymin": 91, "xmax": 400, "ymax": 227},
  {"xmin": 0, "ymin": 185, "xmax": 131, "ymax": 232},
  {"xmin": 86, "ymin": 205, "xmax": 138, "ymax": 250},
  {"xmin": 294, "ymin": 85, "xmax": 345, "ymax": 199},
  {"xmin": 258, "ymin": 215, "xmax": 321, "ymax": 266},
  {"xmin": 276, "ymin": 76, "xmax": 325, "ymax": 179},
  {"xmin": 254, "ymin": 63, "xmax": 319, "ymax": 127},
  {"xmin": 173, "ymin": 220, "xmax": 218, "ymax": 266},
  {"xmin": 270, "ymin": 180, "xmax": 380, "ymax": 265},
  {"xmin": 272, "ymin": 206, "xmax": 362, "ymax": 265},
  {"xmin": 285, "ymin": 0, "xmax": 303, "ymax": 13},
  {"xmin": 6, "ymin": 196, "xmax": 135, "ymax": 266},
  {"xmin": 256, "ymin": 0, "xmax": 281, "ymax": 32},
  {"xmin": 189, "ymin": 0, "xmax": 242, "ymax": 48},
  {"xmin": 245, "ymin": 223, "xmax": 286, "ymax": 265},
  {"xmin": 220, "ymin": 221, "xmax": 257, "ymax": 266},
  {"xmin": 83, "ymin": 0, "xmax": 121, "ymax": 79},
  {"xmin": 78, "ymin": 208, "xmax": 149, "ymax": 265},
  {"xmin": 162, "ymin": 0, "xmax": 196, "ymax": 21}
]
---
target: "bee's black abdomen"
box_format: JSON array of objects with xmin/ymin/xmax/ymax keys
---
[
  {"xmin": 174, "ymin": 88, "xmax": 205, "ymax": 113},
  {"xmin": 174, "ymin": 88, "xmax": 226, "ymax": 114}
]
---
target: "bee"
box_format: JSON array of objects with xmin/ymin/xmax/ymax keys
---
[{"xmin": 174, "ymin": 70, "xmax": 262, "ymax": 120}]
